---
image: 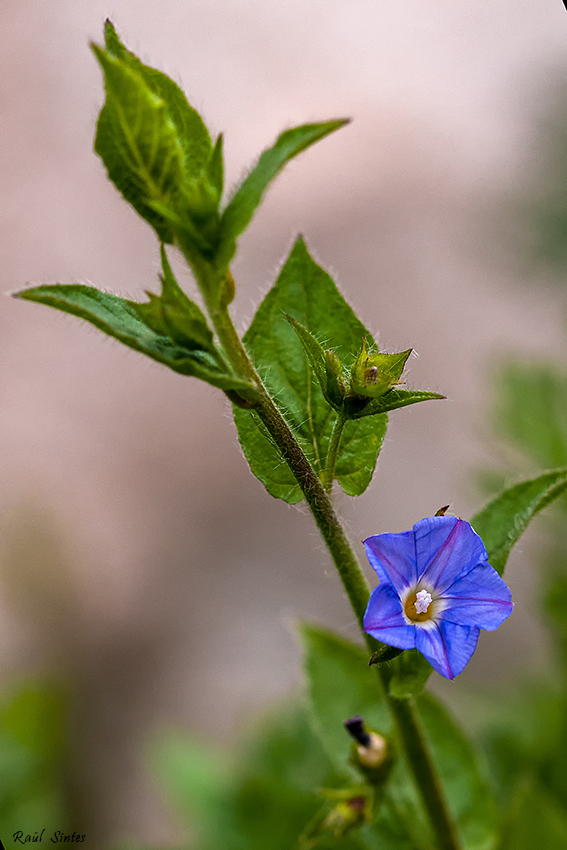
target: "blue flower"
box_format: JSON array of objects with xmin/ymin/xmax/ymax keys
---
[{"xmin": 363, "ymin": 516, "xmax": 513, "ymax": 680}]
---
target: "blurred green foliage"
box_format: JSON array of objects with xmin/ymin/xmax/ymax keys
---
[{"xmin": 0, "ymin": 682, "xmax": 69, "ymax": 845}]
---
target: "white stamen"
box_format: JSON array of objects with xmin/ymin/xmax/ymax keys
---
[{"xmin": 414, "ymin": 589, "xmax": 432, "ymax": 614}]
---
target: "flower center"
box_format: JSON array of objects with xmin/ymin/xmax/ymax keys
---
[{"xmin": 404, "ymin": 588, "xmax": 434, "ymax": 623}]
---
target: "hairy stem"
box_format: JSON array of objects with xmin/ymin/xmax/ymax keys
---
[
  {"xmin": 186, "ymin": 255, "xmax": 461, "ymax": 850},
  {"xmin": 321, "ymin": 412, "xmax": 347, "ymax": 493},
  {"xmin": 384, "ymin": 693, "xmax": 462, "ymax": 850}
]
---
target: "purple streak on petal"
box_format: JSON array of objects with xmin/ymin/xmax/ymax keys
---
[
  {"xmin": 363, "ymin": 584, "xmax": 416, "ymax": 649},
  {"xmin": 363, "ymin": 531, "xmax": 417, "ymax": 594},
  {"xmin": 416, "ymin": 621, "xmax": 480, "ymax": 680},
  {"xmin": 439, "ymin": 563, "xmax": 513, "ymax": 630},
  {"xmin": 416, "ymin": 517, "xmax": 488, "ymax": 591}
]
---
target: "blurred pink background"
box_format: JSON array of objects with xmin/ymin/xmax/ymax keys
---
[{"xmin": 2, "ymin": 1, "xmax": 567, "ymax": 845}]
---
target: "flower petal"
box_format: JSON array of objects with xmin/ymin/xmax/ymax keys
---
[
  {"xmin": 416, "ymin": 517, "xmax": 488, "ymax": 591},
  {"xmin": 363, "ymin": 530, "xmax": 417, "ymax": 594},
  {"xmin": 439, "ymin": 563, "xmax": 513, "ymax": 630},
  {"xmin": 363, "ymin": 584, "xmax": 416, "ymax": 649},
  {"xmin": 415, "ymin": 621, "xmax": 480, "ymax": 680}
]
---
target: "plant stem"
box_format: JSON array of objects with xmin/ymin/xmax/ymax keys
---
[
  {"xmin": 321, "ymin": 413, "xmax": 347, "ymax": 493},
  {"xmin": 185, "ymin": 257, "xmax": 461, "ymax": 850},
  {"xmin": 384, "ymin": 693, "xmax": 462, "ymax": 850}
]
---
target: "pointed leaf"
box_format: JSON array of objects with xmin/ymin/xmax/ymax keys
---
[
  {"xmin": 471, "ymin": 468, "xmax": 567, "ymax": 576},
  {"xmin": 233, "ymin": 237, "xmax": 386, "ymax": 501},
  {"xmin": 157, "ymin": 246, "xmax": 216, "ymax": 352},
  {"xmin": 218, "ymin": 121, "xmax": 348, "ymax": 267},
  {"xmin": 344, "ymin": 388, "xmax": 444, "ymax": 420},
  {"xmin": 93, "ymin": 45, "xmax": 186, "ymax": 242},
  {"xmin": 103, "ymin": 21, "xmax": 212, "ymax": 182},
  {"xmin": 14, "ymin": 284, "xmax": 251, "ymax": 392},
  {"xmin": 207, "ymin": 134, "xmax": 224, "ymax": 200},
  {"xmin": 286, "ymin": 315, "xmax": 329, "ymax": 398}
]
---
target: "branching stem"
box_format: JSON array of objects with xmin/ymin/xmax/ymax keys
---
[{"xmin": 185, "ymin": 253, "xmax": 461, "ymax": 850}]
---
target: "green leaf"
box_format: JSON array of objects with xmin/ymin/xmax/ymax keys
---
[
  {"xmin": 218, "ymin": 121, "xmax": 348, "ymax": 267},
  {"xmin": 14, "ymin": 284, "xmax": 252, "ymax": 393},
  {"xmin": 471, "ymin": 468, "xmax": 567, "ymax": 575},
  {"xmin": 208, "ymin": 134, "xmax": 225, "ymax": 200},
  {"xmin": 103, "ymin": 21, "xmax": 212, "ymax": 182},
  {"xmin": 0, "ymin": 681, "xmax": 68, "ymax": 839},
  {"xmin": 93, "ymin": 45, "xmax": 186, "ymax": 243},
  {"xmin": 299, "ymin": 623, "xmax": 392, "ymax": 776},
  {"xmin": 344, "ymin": 389, "xmax": 444, "ymax": 420},
  {"xmin": 232, "ymin": 409, "xmax": 303, "ymax": 503},
  {"xmin": 286, "ymin": 316, "xmax": 328, "ymax": 399},
  {"xmin": 388, "ymin": 650, "xmax": 433, "ymax": 699},
  {"xmin": 334, "ymin": 416, "xmax": 388, "ymax": 496},
  {"xmin": 156, "ymin": 245, "xmax": 216, "ymax": 352},
  {"xmin": 233, "ymin": 237, "xmax": 386, "ymax": 502},
  {"xmin": 287, "ymin": 315, "xmax": 349, "ymax": 410},
  {"xmin": 300, "ymin": 624, "xmax": 497, "ymax": 850}
]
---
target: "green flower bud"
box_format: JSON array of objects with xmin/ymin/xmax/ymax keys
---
[
  {"xmin": 350, "ymin": 338, "xmax": 411, "ymax": 399},
  {"xmin": 322, "ymin": 794, "xmax": 369, "ymax": 836}
]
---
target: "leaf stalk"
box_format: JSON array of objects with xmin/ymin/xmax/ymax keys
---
[{"xmin": 321, "ymin": 412, "xmax": 348, "ymax": 493}]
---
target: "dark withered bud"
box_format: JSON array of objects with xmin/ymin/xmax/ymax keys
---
[{"xmin": 343, "ymin": 715, "xmax": 393, "ymax": 784}]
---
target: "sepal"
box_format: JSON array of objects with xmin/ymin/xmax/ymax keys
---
[{"xmin": 285, "ymin": 316, "xmax": 344, "ymax": 411}]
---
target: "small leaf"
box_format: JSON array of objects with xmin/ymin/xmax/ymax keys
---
[
  {"xmin": 208, "ymin": 134, "xmax": 224, "ymax": 200},
  {"xmin": 157, "ymin": 246, "xmax": 216, "ymax": 352},
  {"xmin": 471, "ymin": 468, "xmax": 567, "ymax": 575},
  {"xmin": 325, "ymin": 349, "xmax": 346, "ymax": 408},
  {"xmin": 233, "ymin": 237, "xmax": 385, "ymax": 501},
  {"xmin": 14, "ymin": 284, "xmax": 251, "ymax": 393},
  {"xmin": 344, "ymin": 389, "xmax": 444, "ymax": 420},
  {"xmin": 218, "ymin": 121, "xmax": 348, "ymax": 267},
  {"xmin": 286, "ymin": 315, "xmax": 327, "ymax": 396}
]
